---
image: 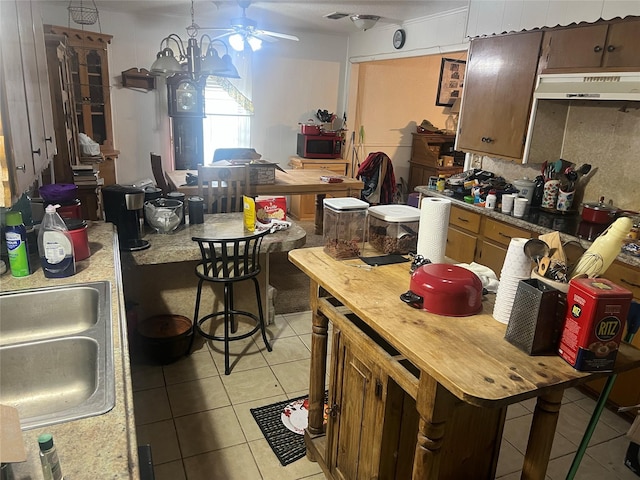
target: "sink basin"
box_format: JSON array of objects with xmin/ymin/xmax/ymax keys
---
[{"xmin": 0, "ymin": 281, "xmax": 114, "ymax": 430}]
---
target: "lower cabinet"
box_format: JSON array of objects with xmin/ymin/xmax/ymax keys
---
[
  {"xmin": 327, "ymin": 323, "xmax": 421, "ymax": 480},
  {"xmin": 476, "ymin": 218, "xmax": 533, "ymax": 277}
]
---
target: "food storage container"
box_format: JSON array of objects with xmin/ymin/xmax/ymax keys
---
[
  {"xmin": 323, "ymin": 197, "xmax": 368, "ymax": 259},
  {"xmin": 367, "ymin": 204, "xmax": 420, "ymax": 254}
]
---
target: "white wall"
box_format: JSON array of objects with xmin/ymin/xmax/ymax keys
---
[{"xmin": 38, "ymin": 2, "xmax": 348, "ymax": 184}]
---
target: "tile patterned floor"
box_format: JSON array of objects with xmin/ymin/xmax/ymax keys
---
[{"xmin": 130, "ymin": 311, "xmax": 638, "ymax": 480}]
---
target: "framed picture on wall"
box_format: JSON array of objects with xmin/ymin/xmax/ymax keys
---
[{"xmin": 436, "ymin": 58, "xmax": 466, "ymax": 107}]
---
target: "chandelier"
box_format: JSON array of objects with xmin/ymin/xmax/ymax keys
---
[{"xmin": 150, "ymin": 0, "xmax": 239, "ymax": 79}]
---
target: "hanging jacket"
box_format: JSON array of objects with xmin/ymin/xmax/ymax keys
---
[{"xmin": 357, "ymin": 152, "xmax": 397, "ymax": 204}]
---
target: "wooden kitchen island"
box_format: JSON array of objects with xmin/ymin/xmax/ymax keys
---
[{"xmin": 288, "ymin": 247, "xmax": 640, "ymax": 480}]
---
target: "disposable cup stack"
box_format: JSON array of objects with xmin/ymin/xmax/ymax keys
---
[{"xmin": 492, "ymin": 238, "xmax": 532, "ymax": 324}]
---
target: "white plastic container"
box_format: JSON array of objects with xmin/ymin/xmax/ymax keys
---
[
  {"xmin": 323, "ymin": 198, "xmax": 368, "ymax": 259},
  {"xmin": 368, "ymin": 204, "xmax": 420, "ymax": 254}
]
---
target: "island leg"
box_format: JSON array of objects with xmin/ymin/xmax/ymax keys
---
[
  {"xmin": 412, "ymin": 374, "xmax": 456, "ymax": 479},
  {"xmin": 307, "ymin": 279, "xmax": 328, "ymax": 435},
  {"xmin": 314, "ymin": 194, "xmax": 326, "ymax": 235},
  {"xmin": 521, "ymin": 389, "xmax": 564, "ymax": 480}
]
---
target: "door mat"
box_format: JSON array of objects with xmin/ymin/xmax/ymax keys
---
[{"xmin": 250, "ymin": 392, "xmax": 327, "ymax": 466}]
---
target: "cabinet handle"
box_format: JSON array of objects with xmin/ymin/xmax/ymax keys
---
[
  {"xmin": 457, "ymin": 217, "xmax": 469, "ymax": 223},
  {"xmin": 326, "ymin": 403, "xmax": 340, "ymax": 417},
  {"xmin": 498, "ymin": 232, "xmax": 513, "ymax": 240},
  {"xmin": 620, "ymin": 278, "xmax": 640, "ymax": 289},
  {"xmin": 606, "ymin": 45, "xmax": 616, "ymax": 53},
  {"xmin": 15, "ymin": 164, "xmax": 26, "ymax": 172},
  {"xmin": 481, "ymin": 137, "xmax": 494, "ymax": 144},
  {"xmin": 32, "ymin": 148, "xmax": 41, "ymax": 156},
  {"xmin": 375, "ymin": 380, "xmax": 383, "ymax": 398},
  {"xmin": 594, "ymin": 45, "xmax": 603, "ymax": 52},
  {"xmin": 45, "ymin": 137, "xmax": 53, "ymax": 143}
]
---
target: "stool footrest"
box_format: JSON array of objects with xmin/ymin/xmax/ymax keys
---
[{"xmin": 195, "ymin": 311, "xmax": 265, "ymax": 343}]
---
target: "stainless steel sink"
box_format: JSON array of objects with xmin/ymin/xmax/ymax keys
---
[{"xmin": 0, "ymin": 281, "xmax": 115, "ymax": 430}]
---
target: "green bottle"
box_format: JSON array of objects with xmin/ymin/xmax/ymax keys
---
[{"xmin": 5, "ymin": 211, "xmax": 31, "ymax": 277}]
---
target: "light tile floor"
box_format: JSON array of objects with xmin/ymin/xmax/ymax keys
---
[{"xmin": 130, "ymin": 311, "xmax": 638, "ymax": 480}]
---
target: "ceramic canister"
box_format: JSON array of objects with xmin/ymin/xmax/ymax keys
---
[{"xmin": 541, "ymin": 180, "xmax": 560, "ymax": 209}]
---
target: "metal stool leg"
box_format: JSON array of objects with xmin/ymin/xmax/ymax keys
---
[
  {"xmin": 188, "ymin": 278, "xmax": 205, "ymax": 354},
  {"xmin": 252, "ymin": 277, "xmax": 272, "ymax": 352},
  {"xmin": 223, "ymin": 282, "xmax": 232, "ymax": 375}
]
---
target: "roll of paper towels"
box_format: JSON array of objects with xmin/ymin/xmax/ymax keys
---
[{"xmin": 416, "ymin": 197, "xmax": 451, "ymax": 263}]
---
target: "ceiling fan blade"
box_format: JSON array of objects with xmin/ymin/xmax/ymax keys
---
[{"xmin": 254, "ymin": 29, "xmax": 299, "ymax": 41}]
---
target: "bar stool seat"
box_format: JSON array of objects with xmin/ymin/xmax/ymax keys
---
[{"xmin": 189, "ymin": 229, "xmax": 272, "ymax": 374}]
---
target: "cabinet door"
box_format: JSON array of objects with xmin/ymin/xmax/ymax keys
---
[
  {"xmin": 542, "ymin": 24, "xmax": 609, "ymax": 71},
  {"xmin": 483, "ymin": 218, "xmax": 533, "ymax": 247},
  {"xmin": 446, "ymin": 226, "xmax": 477, "ymax": 263},
  {"xmin": 456, "ymin": 31, "xmax": 542, "ymax": 161},
  {"xmin": 603, "ymin": 19, "xmax": 640, "ymax": 69},
  {"xmin": 475, "ymin": 240, "xmax": 508, "ymax": 278},
  {"xmin": 0, "ymin": 0, "xmax": 37, "ymax": 203},
  {"xmin": 331, "ymin": 332, "xmax": 385, "ymax": 480}
]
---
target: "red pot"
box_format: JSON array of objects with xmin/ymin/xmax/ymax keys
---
[
  {"xmin": 581, "ymin": 197, "xmax": 638, "ymax": 224},
  {"xmin": 300, "ymin": 121, "xmax": 321, "ymax": 135},
  {"xmin": 400, "ymin": 263, "xmax": 483, "ymax": 316}
]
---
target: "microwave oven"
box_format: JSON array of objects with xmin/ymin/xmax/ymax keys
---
[{"xmin": 296, "ymin": 133, "xmax": 342, "ymax": 159}]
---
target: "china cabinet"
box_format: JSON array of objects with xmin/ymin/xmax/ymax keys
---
[{"xmin": 44, "ymin": 24, "xmax": 119, "ymax": 185}]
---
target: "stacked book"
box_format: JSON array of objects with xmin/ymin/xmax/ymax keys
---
[{"xmin": 72, "ymin": 164, "xmax": 104, "ymax": 186}]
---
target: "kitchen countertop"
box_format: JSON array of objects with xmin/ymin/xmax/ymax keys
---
[
  {"xmin": 415, "ymin": 186, "xmax": 640, "ymax": 269},
  {"xmin": 0, "ymin": 222, "xmax": 139, "ymax": 479}
]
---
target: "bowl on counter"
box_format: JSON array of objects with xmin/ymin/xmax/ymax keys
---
[{"xmin": 144, "ymin": 198, "xmax": 183, "ymax": 234}]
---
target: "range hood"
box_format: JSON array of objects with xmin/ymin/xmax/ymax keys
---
[{"xmin": 533, "ymin": 72, "xmax": 640, "ymax": 101}]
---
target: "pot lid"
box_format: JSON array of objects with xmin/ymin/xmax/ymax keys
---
[{"xmin": 583, "ymin": 197, "xmax": 617, "ymax": 212}]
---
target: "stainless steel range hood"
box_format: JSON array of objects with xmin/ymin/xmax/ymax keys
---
[
  {"xmin": 522, "ymin": 72, "xmax": 640, "ymax": 163},
  {"xmin": 532, "ymin": 72, "xmax": 640, "ymax": 101}
]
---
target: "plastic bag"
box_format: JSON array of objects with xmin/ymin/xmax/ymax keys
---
[{"xmin": 78, "ymin": 133, "xmax": 100, "ymax": 156}]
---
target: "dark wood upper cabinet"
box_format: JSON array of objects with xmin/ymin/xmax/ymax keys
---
[
  {"xmin": 455, "ymin": 31, "xmax": 543, "ymax": 162},
  {"xmin": 541, "ymin": 17, "xmax": 640, "ymax": 72}
]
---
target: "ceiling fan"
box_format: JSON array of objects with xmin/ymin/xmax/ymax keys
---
[
  {"xmin": 324, "ymin": 12, "xmax": 399, "ymax": 31},
  {"xmin": 204, "ymin": 1, "xmax": 299, "ymax": 52}
]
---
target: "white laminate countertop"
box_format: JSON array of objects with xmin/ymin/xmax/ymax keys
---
[
  {"xmin": 0, "ymin": 222, "xmax": 139, "ymax": 480},
  {"xmin": 415, "ymin": 187, "xmax": 640, "ymax": 269}
]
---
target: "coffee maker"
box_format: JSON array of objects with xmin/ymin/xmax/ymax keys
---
[{"xmin": 102, "ymin": 185, "xmax": 150, "ymax": 251}]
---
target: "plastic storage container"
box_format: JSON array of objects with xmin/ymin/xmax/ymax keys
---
[
  {"xmin": 323, "ymin": 197, "xmax": 368, "ymax": 259},
  {"xmin": 368, "ymin": 204, "xmax": 420, "ymax": 254}
]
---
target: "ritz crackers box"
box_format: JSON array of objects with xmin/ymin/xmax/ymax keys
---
[{"xmin": 558, "ymin": 278, "xmax": 632, "ymax": 372}]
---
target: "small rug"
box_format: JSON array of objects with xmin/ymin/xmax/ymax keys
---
[{"xmin": 250, "ymin": 392, "xmax": 327, "ymax": 466}]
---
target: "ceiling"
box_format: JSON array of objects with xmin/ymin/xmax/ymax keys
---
[{"xmin": 77, "ymin": 0, "xmax": 468, "ymax": 36}]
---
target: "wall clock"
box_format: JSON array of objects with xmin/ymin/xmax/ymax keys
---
[
  {"xmin": 393, "ymin": 29, "xmax": 406, "ymax": 49},
  {"xmin": 167, "ymin": 76, "xmax": 205, "ymax": 117}
]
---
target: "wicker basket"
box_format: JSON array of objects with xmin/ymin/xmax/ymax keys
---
[{"xmin": 68, "ymin": 5, "xmax": 99, "ymax": 25}]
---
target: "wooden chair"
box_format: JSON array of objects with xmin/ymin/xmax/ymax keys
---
[
  {"xmin": 197, "ymin": 164, "xmax": 249, "ymax": 213},
  {"xmin": 150, "ymin": 152, "xmax": 172, "ymax": 195}
]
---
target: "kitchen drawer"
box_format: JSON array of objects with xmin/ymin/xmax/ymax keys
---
[
  {"xmin": 603, "ymin": 261, "xmax": 640, "ymax": 300},
  {"xmin": 449, "ymin": 205, "xmax": 481, "ymax": 234},
  {"xmin": 446, "ymin": 226, "xmax": 477, "ymax": 264},
  {"xmin": 483, "ymin": 218, "xmax": 532, "ymax": 246}
]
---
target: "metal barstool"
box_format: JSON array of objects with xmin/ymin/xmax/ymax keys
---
[{"xmin": 189, "ymin": 229, "xmax": 272, "ymax": 374}]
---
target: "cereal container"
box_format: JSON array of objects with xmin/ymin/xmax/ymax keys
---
[
  {"xmin": 367, "ymin": 204, "xmax": 420, "ymax": 254},
  {"xmin": 558, "ymin": 277, "xmax": 632, "ymax": 372},
  {"xmin": 323, "ymin": 198, "xmax": 368, "ymax": 259}
]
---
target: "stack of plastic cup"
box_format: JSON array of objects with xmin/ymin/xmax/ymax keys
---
[{"xmin": 493, "ymin": 238, "xmax": 532, "ymax": 324}]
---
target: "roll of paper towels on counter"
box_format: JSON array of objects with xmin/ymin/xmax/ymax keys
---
[{"xmin": 416, "ymin": 197, "xmax": 451, "ymax": 263}]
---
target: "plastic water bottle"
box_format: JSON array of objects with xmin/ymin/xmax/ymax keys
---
[
  {"xmin": 38, "ymin": 434, "xmax": 64, "ymax": 480},
  {"xmin": 38, "ymin": 204, "xmax": 75, "ymax": 278},
  {"xmin": 4, "ymin": 211, "xmax": 31, "ymax": 277}
]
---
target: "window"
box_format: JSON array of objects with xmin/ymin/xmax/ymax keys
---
[{"xmin": 202, "ymin": 75, "xmax": 253, "ymax": 164}]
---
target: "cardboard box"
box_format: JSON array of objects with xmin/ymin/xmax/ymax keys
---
[
  {"xmin": 442, "ymin": 155, "xmax": 455, "ymax": 167},
  {"xmin": 558, "ymin": 278, "xmax": 632, "ymax": 372},
  {"xmin": 255, "ymin": 196, "xmax": 287, "ymax": 224}
]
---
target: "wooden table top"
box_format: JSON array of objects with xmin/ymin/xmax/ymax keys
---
[
  {"xmin": 288, "ymin": 247, "xmax": 640, "ymax": 408},
  {"xmin": 166, "ymin": 169, "xmax": 364, "ymax": 197},
  {"xmin": 123, "ymin": 213, "xmax": 306, "ymax": 266}
]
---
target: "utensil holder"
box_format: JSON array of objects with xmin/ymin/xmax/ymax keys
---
[{"xmin": 505, "ymin": 278, "xmax": 565, "ymax": 355}]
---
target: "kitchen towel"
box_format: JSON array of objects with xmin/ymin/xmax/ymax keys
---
[{"xmin": 416, "ymin": 197, "xmax": 451, "ymax": 264}]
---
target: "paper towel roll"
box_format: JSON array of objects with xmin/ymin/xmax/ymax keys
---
[{"xmin": 416, "ymin": 197, "xmax": 451, "ymax": 263}]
